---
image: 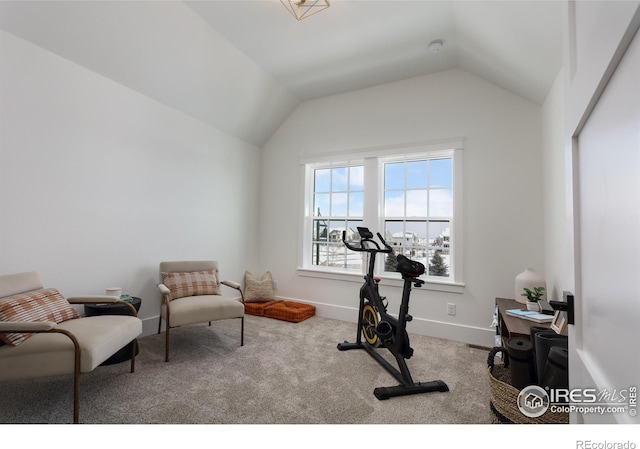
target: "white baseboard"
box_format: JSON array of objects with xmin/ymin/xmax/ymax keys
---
[
  {"xmin": 276, "ymin": 296, "xmax": 496, "ymax": 348},
  {"xmin": 141, "ymin": 316, "xmax": 159, "ymax": 337},
  {"xmin": 141, "ymin": 297, "xmax": 496, "ymax": 348}
]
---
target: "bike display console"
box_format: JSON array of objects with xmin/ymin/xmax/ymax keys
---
[{"xmin": 337, "ymin": 227, "xmax": 449, "ymax": 400}]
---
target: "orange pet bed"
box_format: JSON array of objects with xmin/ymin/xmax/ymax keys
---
[
  {"xmin": 243, "ymin": 300, "xmax": 281, "ymax": 317},
  {"xmin": 244, "ymin": 300, "xmax": 315, "ymax": 323}
]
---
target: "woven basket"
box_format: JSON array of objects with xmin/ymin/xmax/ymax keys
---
[{"xmin": 488, "ymin": 347, "xmax": 568, "ymax": 424}]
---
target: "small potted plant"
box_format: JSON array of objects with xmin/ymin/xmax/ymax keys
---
[{"xmin": 521, "ymin": 286, "xmax": 545, "ymax": 311}]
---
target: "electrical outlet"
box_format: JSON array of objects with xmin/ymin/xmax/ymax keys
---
[
  {"xmin": 447, "ymin": 303, "xmax": 456, "ymax": 316},
  {"xmin": 273, "ymin": 280, "xmax": 278, "ymax": 291}
]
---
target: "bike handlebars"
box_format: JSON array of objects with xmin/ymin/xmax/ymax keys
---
[{"xmin": 342, "ymin": 227, "xmax": 393, "ymax": 254}]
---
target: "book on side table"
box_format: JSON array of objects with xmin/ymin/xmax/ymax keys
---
[{"xmin": 505, "ymin": 308, "xmax": 554, "ymax": 323}]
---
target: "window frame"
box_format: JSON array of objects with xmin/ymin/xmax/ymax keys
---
[
  {"xmin": 380, "ymin": 150, "xmax": 455, "ymax": 282},
  {"xmin": 306, "ymin": 161, "xmax": 366, "ymax": 273},
  {"xmin": 298, "ymin": 140, "xmax": 465, "ymax": 292}
]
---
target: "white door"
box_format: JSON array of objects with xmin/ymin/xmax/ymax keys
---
[{"xmin": 569, "ymin": 4, "xmax": 640, "ymax": 424}]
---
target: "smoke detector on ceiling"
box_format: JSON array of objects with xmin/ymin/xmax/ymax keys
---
[{"xmin": 429, "ymin": 40, "xmax": 444, "ymax": 53}]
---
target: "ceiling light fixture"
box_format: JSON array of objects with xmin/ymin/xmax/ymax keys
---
[
  {"xmin": 281, "ymin": 0, "xmax": 330, "ymax": 21},
  {"xmin": 429, "ymin": 40, "xmax": 444, "ymax": 53}
]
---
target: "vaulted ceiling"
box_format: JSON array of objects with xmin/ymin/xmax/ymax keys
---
[
  {"xmin": 0, "ymin": 1, "xmax": 563, "ymax": 147},
  {"xmin": 187, "ymin": 0, "xmax": 563, "ymax": 103}
]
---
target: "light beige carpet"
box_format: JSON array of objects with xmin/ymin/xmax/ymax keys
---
[{"xmin": 0, "ymin": 315, "xmax": 492, "ymax": 424}]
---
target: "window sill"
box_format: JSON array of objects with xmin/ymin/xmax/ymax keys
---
[{"xmin": 296, "ymin": 268, "xmax": 465, "ymax": 294}]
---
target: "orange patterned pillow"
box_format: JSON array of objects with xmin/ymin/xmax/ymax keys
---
[
  {"xmin": 0, "ymin": 288, "xmax": 79, "ymax": 346},
  {"xmin": 161, "ymin": 270, "xmax": 218, "ymax": 301}
]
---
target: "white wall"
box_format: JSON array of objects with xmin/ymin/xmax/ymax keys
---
[
  {"xmin": 259, "ymin": 69, "xmax": 544, "ymax": 347},
  {"xmin": 541, "ymin": 68, "xmax": 568, "ymax": 302},
  {"xmin": 0, "ymin": 31, "xmax": 261, "ymax": 335}
]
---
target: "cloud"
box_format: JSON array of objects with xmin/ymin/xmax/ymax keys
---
[{"xmin": 385, "ymin": 189, "xmax": 452, "ymax": 217}]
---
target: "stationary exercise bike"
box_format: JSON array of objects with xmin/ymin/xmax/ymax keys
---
[{"xmin": 337, "ymin": 227, "xmax": 449, "ymax": 399}]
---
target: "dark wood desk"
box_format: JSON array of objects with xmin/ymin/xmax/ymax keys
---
[{"xmin": 495, "ymin": 297, "xmax": 551, "ymax": 346}]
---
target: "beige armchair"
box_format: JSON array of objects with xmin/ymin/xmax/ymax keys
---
[
  {"xmin": 157, "ymin": 261, "xmax": 244, "ymax": 362},
  {"xmin": 0, "ymin": 271, "xmax": 143, "ymax": 423}
]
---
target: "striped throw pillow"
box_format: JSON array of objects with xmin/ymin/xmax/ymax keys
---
[
  {"xmin": 161, "ymin": 270, "xmax": 218, "ymax": 301},
  {"xmin": 0, "ymin": 288, "xmax": 80, "ymax": 346}
]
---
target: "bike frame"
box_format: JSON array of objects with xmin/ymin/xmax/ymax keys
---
[
  {"xmin": 338, "ymin": 227, "xmax": 449, "ymax": 400},
  {"xmin": 349, "ymin": 231, "xmax": 411, "ymax": 354}
]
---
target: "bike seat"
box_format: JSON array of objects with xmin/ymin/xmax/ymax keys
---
[{"xmin": 396, "ymin": 255, "xmax": 425, "ymax": 277}]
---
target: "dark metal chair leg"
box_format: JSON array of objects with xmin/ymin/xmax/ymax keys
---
[
  {"xmin": 130, "ymin": 339, "xmax": 137, "ymax": 373},
  {"xmin": 164, "ymin": 322, "xmax": 170, "ymax": 362}
]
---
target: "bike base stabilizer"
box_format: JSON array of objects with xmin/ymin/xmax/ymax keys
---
[
  {"xmin": 337, "ymin": 341, "xmax": 361, "ymax": 351},
  {"xmin": 374, "ymin": 380, "xmax": 449, "ymax": 400}
]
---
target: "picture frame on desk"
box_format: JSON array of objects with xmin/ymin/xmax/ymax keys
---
[{"xmin": 551, "ymin": 310, "xmax": 567, "ymax": 334}]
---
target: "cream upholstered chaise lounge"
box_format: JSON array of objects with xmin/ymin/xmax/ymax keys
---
[
  {"xmin": 0, "ymin": 271, "xmax": 143, "ymax": 423},
  {"xmin": 157, "ymin": 260, "xmax": 244, "ymax": 362}
]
